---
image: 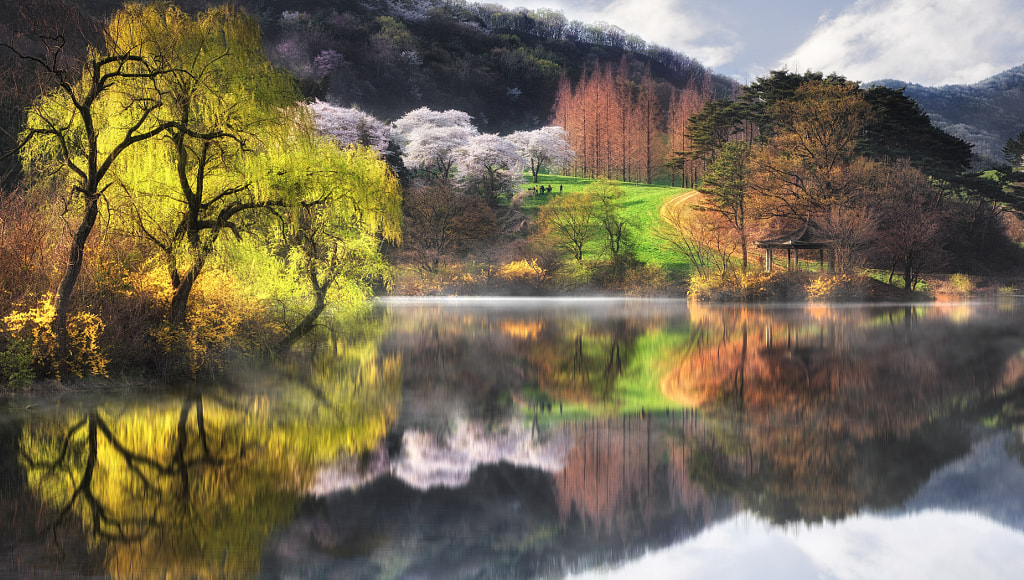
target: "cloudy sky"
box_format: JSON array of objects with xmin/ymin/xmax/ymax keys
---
[{"xmin": 509, "ymin": 0, "xmax": 1024, "ymax": 86}]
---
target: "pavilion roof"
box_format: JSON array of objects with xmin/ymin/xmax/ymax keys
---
[{"xmin": 754, "ymin": 219, "xmax": 833, "ymax": 249}]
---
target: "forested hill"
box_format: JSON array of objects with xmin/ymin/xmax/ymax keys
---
[
  {"xmin": 0, "ymin": 0, "xmax": 736, "ymax": 185},
  {"xmin": 253, "ymin": 0, "xmax": 739, "ymax": 130},
  {"xmin": 872, "ymin": 64, "xmax": 1024, "ymax": 167},
  {"xmin": 31, "ymin": 0, "xmax": 736, "ymax": 129}
]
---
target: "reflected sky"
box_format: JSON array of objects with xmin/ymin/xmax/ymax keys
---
[
  {"xmin": 572, "ymin": 430, "xmax": 1024, "ymax": 579},
  {"xmin": 571, "ymin": 510, "xmax": 1024, "ymax": 580}
]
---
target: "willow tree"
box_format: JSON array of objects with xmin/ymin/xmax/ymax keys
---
[
  {"xmin": 11, "ymin": 5, "xmax": 175, "ymax": 364},
  {"xmin": 110, "ymin": 2, "xmax": 297, "ymax": 327},
  {"xmin": 242, "ymin": 114, "xmax": 402, "ymax": 353}
]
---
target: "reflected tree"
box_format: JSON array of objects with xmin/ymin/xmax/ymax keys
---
[
  {"xmin": 664, "ymin": 304, "xmax": 1024, "ymax": 524},
  {"xmin": 19, "ymin": 344, "xmax": 400, "ymax": 577}
]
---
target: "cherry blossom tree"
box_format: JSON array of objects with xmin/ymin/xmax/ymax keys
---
[
  {"xmin": 507, "ymin": 126, "xmax": 574, "ymax": 183},
  {"xmin": 307, "ymin": 100, "xmax": 391, "ymax": 156},
  {"xmin": 392, "ymin": 107, "xmax": 477, "ymax": 183},
  {"xmin": 456, "ymin": 133, "xmax": 526, "ymax": 206}
]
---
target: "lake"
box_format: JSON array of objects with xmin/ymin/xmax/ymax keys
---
[{"xmin": 3, "ymin": 297, "xmax": 1024, "ymax": 578}]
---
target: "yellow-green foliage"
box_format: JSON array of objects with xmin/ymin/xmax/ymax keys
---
[
  {"xmin": 2, "ymin": 294, "xmax": 108, "ymax": 379},
  {"xmin": 949, "ymin": 273, "xmax": 974, "ymax": 295},
  {"xmin": 154, "ymin": 271, "xmax": 282, "ymax": 375},
  {"xmin": 19, "ymin": 346, "xmax": 400, "ymax": 578},
  {"xmin": 498, "ymin": 259, "xmax": 547, "ymax": 284},
  {"xmin": 806, "ymin": 274, "xmax": 867, "ymax": 302},
  {"xmin": 210, "ymin": 113, "xmax": 402, "ymax": 346},
  {"xmin": 0, "ymin": 338, "xmax": 33, "ymax": 389}
]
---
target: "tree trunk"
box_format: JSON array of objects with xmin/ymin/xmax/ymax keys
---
[
  {"xmin": 275, "ymin": 291, "xmax": 327, "ymax": 354},
  {"xmin": 740, "ymin": 230, "xmax": 748, "ymax": 271},
  {"xmin": 53, "ymin": 195, "xmax": 100, "ymax": 370},
  {"xmin": 168, "ymin": 261, "xmax": 204, "ymax": 327},
  {"xmin": 903, "ymin": 253, "xmax": 914, "ymax": 291}
]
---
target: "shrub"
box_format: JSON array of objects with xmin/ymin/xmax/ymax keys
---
[
  {"xmin": 806, "ymin": 274, "xmax": 867, "ymax": 302},
  {"xmin": 949, "ymin": 273, "xmax": 974, "ymax": 296},
  {"xmin": 0, "ymin": 338, "xmax": 34, "ymax": 390},
  {"xmin": 620, "ymin": 264, "xmax": 670, "ymax": 296},
  {"xmin": 495, "ymin": 259, "xmax": 548, "ymax": 293},
  {"xmin": 688, "ymin": 271, "xmax": 809, "ymax": 302},
  {"xmin": 497, "ymin": 259, "xmax": 546, "ymax": 284},
  {"xmin": 552, "ymin": 259, "xmax": 593, "ymax": 290},
  {"xmin": 2, "ymin": 294, "xmax": 109, "ymax": 380},
  {"xmin": 154, "ymin": 272, "xmax": 282, "ymax": 376}
]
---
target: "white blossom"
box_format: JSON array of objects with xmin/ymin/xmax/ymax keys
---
[
  {"xmin": 307, "ymin": 100, "xmax": 392, "ymax": 156},
  {"xmin": 507, "ymin": 126, "xmax": 574, "ymax": 182},
  {"xmin": 309, "ymin": 418, "xmax": 571, "ymax": 495},
  {"xmin": 455, "ymin": 133, "xmax": 527, "ymax": 202},
  {"xmin": 393, "ymin": 107, "xmax": 478, "ymax": 181}
]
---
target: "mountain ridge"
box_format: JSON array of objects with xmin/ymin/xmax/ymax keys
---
[{"xmin": 870, "ymin": 64, "xmax": 1024, "ymax": 166}]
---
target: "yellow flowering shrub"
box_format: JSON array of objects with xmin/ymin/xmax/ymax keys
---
[
  {"xmin": 949, "ymin": 273, "xmax": 974, "ymax": 296},
  {"xmin": 497, "ymin": 259, "xmax": 546, "ymax": 284},
  {"xmin": 2, "ymin": 294, "xmax": 109, "ymax": 379},
  {"xmin": 805, "ymin": 274, "xmax": 865, "ymax": 302},
  {"xmin": 154, "ymin": 271, "xmax": 283, "ymax": 376}
]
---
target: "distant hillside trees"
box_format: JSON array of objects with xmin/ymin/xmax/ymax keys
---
[
  {"xmin": 553, "ymin": 58, "xmax": 715, "ymax": 184},
  {"xmin": 247, "ymin": 0, "xmax": 733, "ymax": 136}
]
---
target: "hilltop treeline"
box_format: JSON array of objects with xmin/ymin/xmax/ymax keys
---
[
  {"xmin": 0, "ymin": 0, "xmax": 736, "ymax": 187},
  {"xmin": 874, "ymin": 64, "xmax": 1024, "ymax": 167}
]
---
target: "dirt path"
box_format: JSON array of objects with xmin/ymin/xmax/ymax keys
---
[{"xmin": 659, "ymin": 189, "xmax": 701, "ymax": 222}]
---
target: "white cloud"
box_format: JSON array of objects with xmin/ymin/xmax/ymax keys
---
[
  {"xmin": 510, "ymin": 0, "xmax": 741, "ymax": 68},
  {"xmin": 781, "ymin": 0, "xmax": 1024, "ymax": 86}
]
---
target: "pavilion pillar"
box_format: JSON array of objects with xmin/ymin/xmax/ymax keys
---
[
  {"xmin": 787, "ymin": 249, "xmax": 791, "ymax": 270},
  {"xmin": 795, "ymin": 249, "xmax": 800, "ymax": 271}
]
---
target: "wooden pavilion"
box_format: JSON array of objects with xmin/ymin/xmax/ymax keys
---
[{"xmin": 755, "ymin": 220, "xmax": 834, "ymax": 272}]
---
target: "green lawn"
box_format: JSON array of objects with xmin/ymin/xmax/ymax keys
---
[{"xmin": 520, "ymin": 174, "xmax": 694, "ymax": 277}]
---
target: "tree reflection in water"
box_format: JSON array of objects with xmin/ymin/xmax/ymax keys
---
[
  {"xmin": 12, "ymin": 300, "xmax": 1024, "ymax": 578},
  {"xmin": 660, "ymin": 304, "xmax": 1024, "ymax": 524},
  {"xmin": 18, "ymin": 346, "xmax": 400, "ymax": 578}
]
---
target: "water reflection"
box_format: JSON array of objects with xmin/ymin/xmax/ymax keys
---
[
  {"xmin": 14, "ymin": 346, "xmax": 399, "ymax": 578},
  {"xmin": 7, "ymin": 299, "xmax": 1024, "ymax": 578}
]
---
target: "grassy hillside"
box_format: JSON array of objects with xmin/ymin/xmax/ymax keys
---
[{"xmin": 520, "ymin": 174, "xmax": 693, "ymax": 278}]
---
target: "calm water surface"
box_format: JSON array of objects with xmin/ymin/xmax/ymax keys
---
[{"xmin": 4, "ymin": 298, "xmax": 1024, "ymax": 579}]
